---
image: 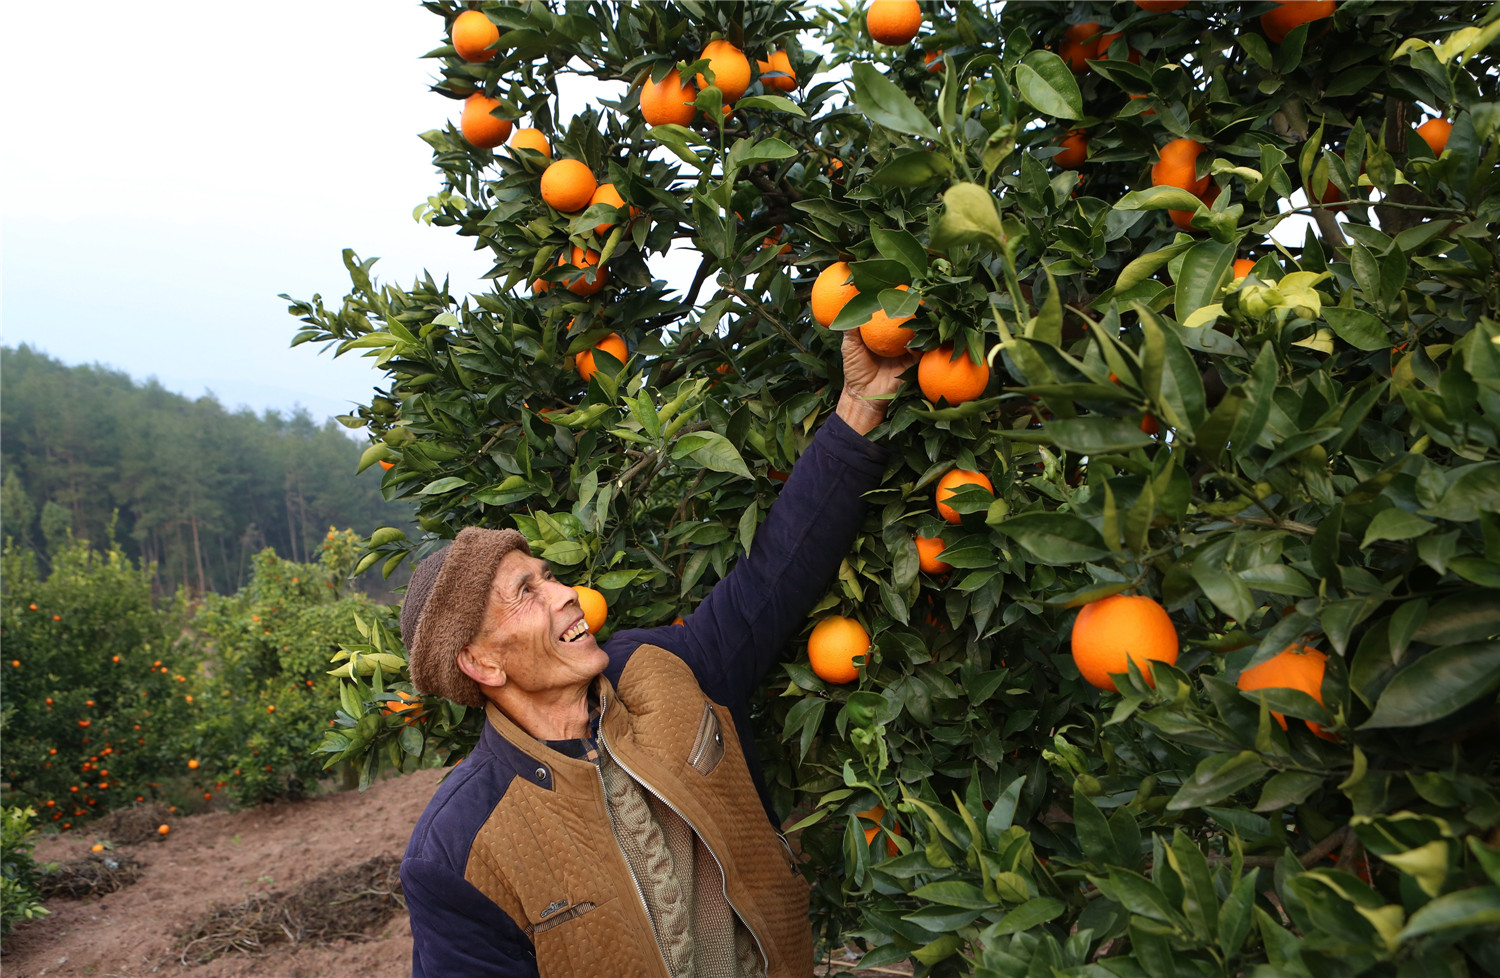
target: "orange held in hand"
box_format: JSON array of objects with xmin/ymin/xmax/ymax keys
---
[
  {"xmin": 461, "ymin": 94, "xmax": 512, "ymax": 149},
  {"xmin": 576, "ymin": 332, "xmax": 627, "ymax": 382},
  {"xmin": 808, "ymin": 615, "xmax": 870, "ymax": 684},
  {"xmin": 918, "ymin": 344, "xmax": 990, "ymax": 406},
  {"xmin": 935, "ymin": 468, "xmax": 994, "ymax": 524},
  {"xmin": 573, "ymin": 586, "xmax": 608, "ymax": 633},
  {"xmin": 866, "ymin": 0, "xmax": 922, "ymax": 45},
  {"xmin": 697, "ymin": 39, "xmax": 751, "ymax": 103},
  {"xmin": 451, "ymin": 9, "xmax": 499, "ymax": 62},
  {"xmin": 1237, "ymin": 644, "xmax": 1337, "ymax": 740},
  {"xmin": 640, "ymin": 69, "xmax": 698, "ymax": 126},
  {"xmin": 811, "ymin": 261, "xmax": 859, "ymax": 327},
  {"xmin": 540, "ymin": 159, "xmax": 598, "ymax": 213},
  {"xmin": 859, "ymin": 285, "xmax": 916, "ymax": 357},
  {"xmin": 1070, "ymin": 594, "xmax": 1179, "ymax": 692}
]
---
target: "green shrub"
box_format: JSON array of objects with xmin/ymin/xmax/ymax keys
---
[{"xmin": 1, "ymin": 805, "xmax": 49, "ymax": 944}]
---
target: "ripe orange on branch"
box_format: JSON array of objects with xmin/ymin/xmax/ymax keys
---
[
  {"xmin": 1152, "ymin": 138, "xmax": 1210, "ymax": 196},
  {"xmin": 1237, "ymin": 644, "xmax": 1337, "ymax": 740},
  {"xmin": 918, "ymin": 345, "xmax": 990, "ymax": 405},
  {"xmin": 563, "ymin": 246, "xmax": 607, "ymax": 296},
  {"xmin": 756, "ymin": 49, "xmax": 797, "ymax": 91},
  {"xmin": 461, "ymin": 94, "xmax": 511, "ymax": 149},
  {"xmin": 1415, "ymin": 118, "xmax": 1453, "ymax": 156},
  {"xmin": 697, "ymin": 39, "xmax": 751, "ymax": 103},
  {"xmin": 808, "ymin": 615, "xmax": 870, "ymax": 684},
  {"xmin": 1059, "ymin": 21, "xmax": 1103, "ymax": 73},
  {"xmin": 540, "ymin": 159, "xmax": 598, "ymax": 213},
  {"xmin": 451, "ymin": 9, "xmax": 499, "ymax": 62},
  {"xmin": 576, "ymin": 331, "xmax": 627, "ymax": 381},
  {"xmin": 1070, "ymin": 594, "xmax": 1179, "ymax": 692},
  {"xmin": 1054, "ymin": 130, "xmax": 1088, "ymax": 170},
  {"xmin": 915, "ymin": 535, "xmax": 951, "ymax": 575},
  {"xmin": 857, "ymin": 804, "xmax": 902, "ymax": 856},
  {"xmin": 509, "ymin": 127, "xmax": 552, "ymax": 158},
  {"xmin": 1261, "ymin": 0, "xmax": 1335, "ymax": 44},
  {"xmin": 935, "ymin": 468, "xmax": 994, "ymax": 524},
  {"xmin": 811, "ymin": 261, "xmax": 859, "ymax": 327},
  {"xmin": 588, "ymin": 182, "xmax": 638, "ymax": 236},
  {"xmin": 640, "ymin": 69, "xmax": 698, "ymax": 126},
  {"xmin": 866, "ymin": 0, "xmax": 922, "ymax": 45}
]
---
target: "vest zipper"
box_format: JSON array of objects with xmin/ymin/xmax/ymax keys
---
[
  {"xmin": 595, "ymin": 754, "xmax": 675, "ymax": 977},
  {"xmin": 597, "ymin": 694, "xmax": 772, "ymax": 975}
]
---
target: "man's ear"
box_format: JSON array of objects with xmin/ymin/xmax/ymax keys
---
[{"xmin": 457, "ymin": 644, "xmax": 505, "ymax": 689}]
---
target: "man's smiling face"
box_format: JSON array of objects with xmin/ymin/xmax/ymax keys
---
[{"xmin": 463, "ymin": 550, "xmax": 609, "ymax": 696}]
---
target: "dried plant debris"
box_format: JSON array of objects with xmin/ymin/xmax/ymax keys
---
[
  {"xmin": 37, "ymin": 853, "xmax": 145, "ymax": 900},
  {"xmin": 176, "ymin": 855, "xmax": 404, "ymax": 965},
  {"xmin": 91, "ymin": 803, "xmax": 173, "ymax": 845}
]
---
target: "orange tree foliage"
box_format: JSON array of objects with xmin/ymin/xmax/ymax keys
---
[{"xmin": 290, "ymin": 2, "xmax": 1500, "ymax": 974}]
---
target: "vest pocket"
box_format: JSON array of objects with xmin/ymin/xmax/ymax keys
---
[
  {"xmin": 527, "ymin": 900, "xmax": 596, "ymax": 937},
  {"xmin": 687, "ymin": 701, "xmax": 725, "ymax": 776}
]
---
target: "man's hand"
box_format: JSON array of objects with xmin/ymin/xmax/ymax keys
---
[{"xmin": 836, "ymin": 328, "xmax": 917, "ymax": 436}]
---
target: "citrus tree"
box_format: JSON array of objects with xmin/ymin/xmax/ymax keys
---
[{"xmin": 291, "ymin": 1, "xmax": 1500, "ymax": 974}]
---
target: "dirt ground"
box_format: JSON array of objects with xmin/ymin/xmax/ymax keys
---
[
  {"xmin": 4, "ymin": 767, "xmax": 445, "ymax": 978},
  {"xmin": 5, "ymin": 767, "xmax": 903, "ymax": 978}
]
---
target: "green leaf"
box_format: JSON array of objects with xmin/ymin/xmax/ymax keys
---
[
  {"xmin": 850, "ymin": 62, "xmax": 938, "ymax": 140},
  {"xmin": 987, "ymin": 897, "xmax": 1065, "ymax": 937},
  {"xmin": 930, "ymin": 182, "xmax": 1005, "ymax": 253},
  {"xmin": 1014, "ymin": 51, "xmax": 1083, "ymax": 120},
  {"xmin": 732, "ymin": 94, "xmax": 806, "ymax": 116},
  {"xmin": 1397, "ymin": 886, "xmax": 1500, "ymax": 940},
  {"xmin": 725, "ymin": 136, "xmax": 796, "ymax": 174},
  {"xmin": 539, "ymin": 540, "xmax": 588, "ymax": 566},
  {"xmin": 1044, "ymin": 417, "xmax": 1155, "ymax": 454},
  {"xmin": 417, "ymin": 476, "xmax": 472, "ymax": 495},
  {"xmin": 1167, "ymin": 751, "xmax": 1269, "ymax": 810},
  {"xmin": 1117, "ymin": 186, "xmax": 1208, "ymax": 212},
  {"xmin": 994, "ymin": 512, "xmax": 1111, "ymax": 564},
  {"xmin": 1116, "ymin": 242, "xmax": 1192, "ymax": 293},
  {"xmin": 871, "ymin": 226, "xmax": 929, "ymax": 278},
  {"xmin": 1174, "ymin": 239, "xmax": 1235, "ymax": 325},
  {"xmin": 672, "ymin": 431, "xmax": 752, "ymax": 479},
  {"xmin": 1255, "ymin": 771, "xmax": 1325, "ymax": 811},
  {"xmin": 1323, "ymin": 307, "xmax": 1390, "ymax": 351},
  {"xmin": 1422, "ymin": 462, "xmax": 1500, "ymax": 521},
  {"xmin": 1361, "ymin": 641, "xmax": 1500, "ymax": 729},
  {"xmin": 909, "ymin": 880, "xmax": 993, "ymax": 909},
  {"xmin": 1361, "ymin": 508, "xmax": 1434, "ymax": 547},
  {"xmin": 869, "ymin": 151, "xmax": 953, "ymax": 188},
  {"xmin": 1074, "ymin": 790, "xmax": 1119, "ymax": 864}
]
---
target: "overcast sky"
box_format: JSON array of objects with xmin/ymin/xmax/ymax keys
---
[{"xmin": 1, "ymin": 2, "xmax": 515, "ymax": 423}]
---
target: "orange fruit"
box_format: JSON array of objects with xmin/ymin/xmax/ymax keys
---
[
  {"xmin": 857, "ymin": 804, "xmax": 902, "ymax": 856},
  {"xmin": 509, "ymin": 127, "xmax": 552, "ymax": 158},
  {"xmin": 451, "ymin": 9, "xmax": 499, "ymax": 62},
  {"xmin": 811, "ymin": 261, "xmax": 859, "ymax": 327},
  {"xmin": 1128, "ymin": 93, "xmax": 1156, "ymax": 116},
  {"xmin": 1059, "ymin": 21, "xmax": 1103, "ymax": 72},
  {"xmin": 697, "ymin": 39, "xmax": 751, "ymax": 103},
  {"xmin": 573, "ymin": 585, "xmax": 608, "ymax": 633},
  {"xmin": 378, "ymin": 459, "xmax": 395, "ymax": 471},
  {"xmin": 1070, "ymin": 594, "xmax": 1179, "ymax": 692},
  {"xmin": 640, "ymin": 68, "xmax": 698, "ymax": 126},
  {"xmin": 540, "ymin": 159, "xmax": 597, "ymax": 212},
  {"xmin": 859, "ymin": 285, "xmax": 916, "ymax": 357},
  {"xmin": 460, "ymin": 94, "xmax": 512, "ymax": 149},
  {"xmin": 577, "ymin": 331, "xmax": 627, "ymax": 381},
  {"xmin": 808, "ymin": 615, "xmax": 870, "ymax": 684},
  {"xmin": 382, "ymin": 690, "xmax": 426, "ymax": 725},
  {"xmin": 588, "ymin": 183, "xmax": 637, "ymax": 236},
  {"xmin": 158, "ymin": 824, "xmax": 170, "ymax": 835},
  {"xmin": 1140, "ymin": 413, "xmax": 1160, "ymax": 435},
  {"xmin": 923, "ymin": 49, "xmax": 944, "ymax": 72},
  {"xmin": 1237, "ymin": 644, "xmax": 1336, "ymax": 740},
  {"xmin": 1054, "ymin": 129, "xmax": 1087, "ymax": 170},
  {"xmin": 918, "ymin": 344, "xmax": 991, "ymax": 406},
  {"xmin": 761, "ymin": 226, "xmax": 794, "ymax": 256},
  {"xmin": 187, "ymin": 759, "xmax": 199, "ymax": 770},
  {"xmin": 1096, "ymin": 32, "xmax": 1140, "ymax": 65},
  {"xmin": 1170, "ymin": 181, "xmax": 1219, "ymax": 232},
  {"xmin": 1415, "ymin": 118, "xmax": 1452, "ymax": 156},
  {"xmin": 757, "ymin": 49, "xmax": 797, "ymax": 91},
  {"xmin": 1152, "ymin": 138, "xmax": 1210, "ymax": 196},
  {"xmin": 1261, "ymin": 0, "xmax": 1335, "ymax": 44},
  {"xmin": 91, "ymin": 843, "xmax": 104, "ymax": 852},
  {"xmin": 866, "ymin": 0, "xmax": 922, "ymax": 45},
  {"xmin": 935, "ymin": 468, "xmax": 993, "ymax": 524},
  {"xmin": 1233, "ymin": 258, "xmax": 1255, "ymax": 279},
  {"xmin": 1136, "ymin": 0, "xmax": 1187, "ymax": 9},
  {"xmin": 915, "ymin": 535, "xmax": 951, "ymax": 575},
  {"xmin": 564, "ymin": 246, "xmax": 608, "ymax": 296}
]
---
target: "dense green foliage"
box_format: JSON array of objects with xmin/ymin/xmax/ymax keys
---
[
  {"xmin": 294, "ymin": 1, "xmax": 1500, "ymax": 975},
  {"xmin": 1, "ymin": 806, "xmax": 48, "ymax": 946},
  {"xmin": 0, "ymin": 344, "xmax": 411, "ymax": 596}
]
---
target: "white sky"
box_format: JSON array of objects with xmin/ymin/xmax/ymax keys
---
[{"xmin": 1, "ymin": 2, "xmax": 502, "ymax": 423}]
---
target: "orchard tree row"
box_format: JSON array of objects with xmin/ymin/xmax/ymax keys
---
[{"xmin": 294, "ymin": 2, "xmax": 1500, "ymax": 975}]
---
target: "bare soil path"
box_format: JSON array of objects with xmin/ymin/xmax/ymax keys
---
[{"xmin": 4, "ymin": 768, "xmax": 445, "ymax": 978}]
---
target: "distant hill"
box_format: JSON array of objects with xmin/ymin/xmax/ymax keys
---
[{"xmin": 1, "ymin": 345, "xmax": 411, "ymax": 596}]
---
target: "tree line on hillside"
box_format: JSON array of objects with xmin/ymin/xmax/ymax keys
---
[{"xmin": 0, "ymin": 345, "xmax": 412, "ymax": 597}]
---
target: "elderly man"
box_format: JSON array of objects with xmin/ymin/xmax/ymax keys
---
[{"xmin": 398, "ymin": 331, "xmax": 910, "ymax": 977}]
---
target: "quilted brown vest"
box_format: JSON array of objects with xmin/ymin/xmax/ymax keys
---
[{"xmin": 462, "ymin": 645, "xmax": 813, "ymax": 977}]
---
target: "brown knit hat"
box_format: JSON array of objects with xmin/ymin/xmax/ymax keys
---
[{"xmin": 400, "ymin": 527, "xmax": 531, "ymax": 708}]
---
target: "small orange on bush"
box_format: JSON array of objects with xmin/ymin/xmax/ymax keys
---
[
  {"xmin": 697, "ymin": 39, "xmax": 751, "ymax": 102},
  {"xmin": 866, "ymin": 0, "xmax": 922, "ymax": 45},
  {"xmin": 577, "ymin": 332, "xmax": 628, "ymax": 382},
  {"xmin": 918, "ymin": 345, "xmax": 991, "ymax": 406},
  {"xmin": 1070, "ymin": 594, "xmax": 1180, "ymax": 692},
  {"xmin": 1232, "ymin": 258, "xmax": 1256, "ymax": 279},
  {"xmin": 451, "ymin": 9, "xmax": 499, "ymax": 62},
  {"xmin": 1054, "ymin": 129, "xmax": 1087, "ymax": 170},
  {"xmin": 1261, "ymin": 0, "xmax": 1335, "ymax": 44},
  {"xmin": 756, "ymin": 49, "xmax": 797, "ymax": 91},
  {"xmin": 1415, "ymin": 118, "xmax": 1453, "ymax": 156},
  {"xmin": 573, "ymin": 585, "xmax": 608, "ymax": 633},
  {"xmin": 1152, "ymin": 137, "xmax": 1210, "ymax": 196},
  {"xmin": 1237, "ymin": 644, "xmax": 1337, "ymax": 739},
  {"xmin": 460, "ymin": 94, "xmax": 511, "ymax": 149},
  {"xmin": 540, "ymin": 159, "xmax": 597, "ymax": 213},
  {"xmin": 935, "ymin": 468, "xmax": 994, "ymax": 524},
  {"xmin": 856, "ymin": 804, "xmax": 902, "ymax": 856},
  {"xmin": 1059, "ymin": 21, "xmax": 1103, "ymax": 72},
  {"xmin": 915, "ymin": 535, "xmax": 951, "ymax": 575},
  {"xmin": 640, "ymin": 69, "xmax": 698, "ymax": 126},
  {"xmin": 588, "ymin": 182, "xmax": 636, "ymax": 236},
  {"xmin": 563, "ymin": 246, "xmax": 608, "ymax": 296},
  {"xmin": 509, "ymin": 127, "xmax": 552, "ymax": 159},
  {"xmin": 188, "ymin": 759, "xmax": 199, "ymax": 770},
  {"xmin": 158, "ymin": 824, "xmax": 170, "ymax": 835},
  {"xmin": 808, "ymin": 615, "xmax": 870, "ymax": 684}
]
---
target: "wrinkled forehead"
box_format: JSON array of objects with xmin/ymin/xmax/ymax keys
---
[{"xmin": 489, "ymin": 549, "xmax": 548, "ymax": 595}]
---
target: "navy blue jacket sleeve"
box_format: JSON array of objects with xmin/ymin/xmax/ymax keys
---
[
  {"xmin": 404, "ymin": 855, "xmax": 537, "ymax": 978},
  {"xmin": 610, "ymin": 412, "xmax": 888, "ymax": 709}
]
